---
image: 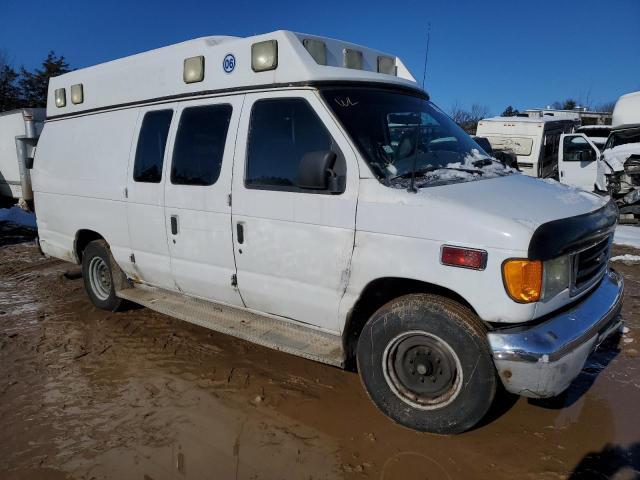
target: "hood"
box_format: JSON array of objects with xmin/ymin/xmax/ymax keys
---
[
  {"xmin": 357, "ymin": 174, "xmax": 609, "ymax": 254},
  {"xmin": 603, "ymin": 142, "xmax": 640, "ymax": 171}
]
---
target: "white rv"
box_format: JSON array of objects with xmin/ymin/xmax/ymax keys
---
[
  {"xmin": 0, "ymin": 108, "xmax": 45, "ymax": 207},
  {"xmin": 475, "ymin": 117, "xmax": 574, "ymax": 178},
  {"xmin": 32, "ymin": 31, "xmax": 623, "ymax": 434},
  {"xmin": 559, "ymin": 91, "xmax": 640, "ymax": 223}
]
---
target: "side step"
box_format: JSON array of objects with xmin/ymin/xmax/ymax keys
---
[{"xmin": 116, "ymin": 285, "xmax": 345, "ymax": 367}]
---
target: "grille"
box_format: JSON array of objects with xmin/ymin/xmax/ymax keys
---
[{"xmin": 571, "ymin": 236, "xmax": 611, "ymax": 295}]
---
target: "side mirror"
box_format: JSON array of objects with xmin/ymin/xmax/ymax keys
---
[{"xmin": 297, "ymin": 150, "xmax": 344, "ymax": 192}]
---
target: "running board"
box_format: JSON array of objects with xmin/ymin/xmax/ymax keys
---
[{"xmin": 116, "ymin": 285, "xmax": 345, "ymax": 367}]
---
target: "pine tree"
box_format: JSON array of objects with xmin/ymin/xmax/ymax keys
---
[
  {"xmin": 0, "ymin": 64, "xmax": 21, "ymax": 112},
  {"xmin": 501, "ymin": 106, "xmax": 519, "ymax": 117},
  {"xmin": 19, "ymin": 51, "xmax": 70, "ymax": 108}
]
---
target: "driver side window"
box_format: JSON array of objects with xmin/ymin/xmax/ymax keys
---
[{"xmin": 564, "ymin": 136, "xmax": 595, "ymax": 162}]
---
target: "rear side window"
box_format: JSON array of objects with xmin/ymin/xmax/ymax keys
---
[
  {"xmin": 171, "ymin": 104, "xmax": 232, "ymax": 186},
  {"xmin": 246, "ymin": 98, "xmax": 333, "ymax": 189},
  {"xmin": 133, "ymin": 110, "xmax": 173, "ymax": 183}
]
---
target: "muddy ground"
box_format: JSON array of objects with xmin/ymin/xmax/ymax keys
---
[{"xmin": 0, "ymin": 224, "xmax": 639, "ymax": 480}]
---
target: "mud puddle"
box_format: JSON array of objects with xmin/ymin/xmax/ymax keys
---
[{"xmin": 1, "ymin": 240, "xmax": 639, "ymax": 479}]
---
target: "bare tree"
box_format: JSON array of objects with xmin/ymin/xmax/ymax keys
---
[
  {"xmin": 449, "ymin": 102, "xmax": 490, "ymax": 134},
  {"xmin": 595, "ymin": 100, "xmax": 616, "ymax": 113}
]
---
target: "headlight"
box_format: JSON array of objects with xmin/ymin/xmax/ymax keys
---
[
  {"xmin": 542, "ymin": 255, "xmax": 571, "ymax": 300},
  {"xmin": 623, "ymin": 188, "xmax": 640, "ymax": 205},
  {"xmin": 502, "ymin": 255, "xmax": 570, "ymax": 303}
]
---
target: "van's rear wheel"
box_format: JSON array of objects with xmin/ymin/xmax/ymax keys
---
[
  {"xmin": 356, "ymin": 294, "xmax": 497, "ymax": 434},
  {"xmin": 81, "ymin": 240, "xmax": 125, "ymax": 311}
]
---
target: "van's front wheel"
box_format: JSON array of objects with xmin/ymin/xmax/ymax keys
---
[
  {"xmin": 356, "ymin": 294, "xmax": 497, "ymax": 434},
  {"xmin": 81, "ymin": 240, "xmax": 125, "ymax": 311}
]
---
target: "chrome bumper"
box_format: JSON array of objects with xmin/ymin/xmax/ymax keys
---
[{"xmin": 488, "ymin": 269, "xmax": 624, "ymax": 398}]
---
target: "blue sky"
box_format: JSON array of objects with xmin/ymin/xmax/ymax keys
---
[{"xmin": 1, "ymin": 0, "xmax": 638, "ymax": 114}]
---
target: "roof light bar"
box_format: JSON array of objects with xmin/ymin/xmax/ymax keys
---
[
  {"xmin": 252, "ymin": 40, "xmax": 278, "ymax": 72},
  {"xmin": 71, "ymin": 84, "xmax": 84, "ymax": 104},
  {"xmin": 55, "ymin": 88, "xmax": 66, "ymax": 108},
  {"xmin": 343, "ymin": 48, "xmax": 363, "ymax": 70},
  {"xmin": 377, "ymin": 55, "xmax": 397, "ymax": 75},
  {"xmin": 303, "ymin": 38, "xmax": 327, "ymax": 65},
  {"xmin": 183, "ymin": 55, "xmax": 205, "ymax": 84}
]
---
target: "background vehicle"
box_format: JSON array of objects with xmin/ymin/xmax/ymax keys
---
[
  {"xmin": 476, "ymin": 117, "xmax": 574, "ymax": 178},
  {"xmin": 32, "ymin": 31, "xmax": 624, "ymax": 434},
  {"xmin": 0, "ymin": 108, "xmax": 44, "ymax": 209},
  {"xmin": 575, "ymin": 125, "xmax": 612, "ymax": 151},
  {"xmin": 559, "ymin": 91, "xmax": 640, "ymax": 223},
  {"xmin": 472, "ymin": 135, "xmax": 518, "ymax": 168}
]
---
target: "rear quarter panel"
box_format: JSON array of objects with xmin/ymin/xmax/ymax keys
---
[{"xmin": 32, "ymin": 109, "xmax": 139, "ymax": 265}]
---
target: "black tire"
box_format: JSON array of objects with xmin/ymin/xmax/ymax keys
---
[
  {"xmin": 81, "ymin": 240, "xmax": 125, "ymax": 311},
  {"xmin": 356, "ymin": 294, "xmax": 497, "ymax": 434}
]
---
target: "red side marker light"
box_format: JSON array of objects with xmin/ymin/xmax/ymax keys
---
[{"xmin": 441, "ymin": 246, "xmax": 487, "ymax": 270}]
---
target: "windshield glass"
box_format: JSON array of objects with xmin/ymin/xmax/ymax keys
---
[
  {"xmin": 605, "ymin": 128, "xmax": 640, "ymax": 150},
  {"xmin": 321, "ymin": 88, "xmax": 515, "ymax": 188}
]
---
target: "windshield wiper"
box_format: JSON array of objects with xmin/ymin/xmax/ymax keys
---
[{"xmin": 393, "ymin": 164, "xmax": 483, "ymax": 180}]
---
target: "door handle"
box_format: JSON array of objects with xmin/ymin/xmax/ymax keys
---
[
  {"xmin": 170, "ymin": 215, "xmax": 179, "ymax": 235},
  {"xmin": 236, "ymin": 223, "xmax": 244, "ymax": 244}
]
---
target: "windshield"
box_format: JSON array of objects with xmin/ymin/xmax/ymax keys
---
[
  {"xmin": 604, "ymin": 128, "xmax": 640, "ymax": 150},
  {"xmin": 321, "ymin": 88, "xmax": 515, "ymax": 188}
]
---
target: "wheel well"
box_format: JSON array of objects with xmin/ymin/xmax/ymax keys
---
[
  {"xmin": 74, "ymin": 230, "xmax": 104, "ymax": 263},
  {"xmin": 342, "ymin": 278, "xmax": 477, "ymax": 371}
]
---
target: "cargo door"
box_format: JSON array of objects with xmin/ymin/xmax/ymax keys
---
[
  {"xmin": 125, "ymin": 104, "xmax": 177, "ymax": 290},
  {"xmin": 163, "ymin": 96, "xmax": 245, "ymax": 307}
]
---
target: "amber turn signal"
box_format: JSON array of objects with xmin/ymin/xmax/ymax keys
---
[{"xmin": 502, "ymin": 259, "xmax": 542, "ymax": 303}]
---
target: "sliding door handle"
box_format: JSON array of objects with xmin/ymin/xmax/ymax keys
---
[
  {"xmin": 236, "ymin": 223, "xmax": 244, "ymax": 244},
  {"xmin": 170, "ymin": 215, "xmax": 179, "ymax": 235}
]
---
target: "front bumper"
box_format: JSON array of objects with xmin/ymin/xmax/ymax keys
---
[{"xmin": 488, "ymin": 269, "xmax": 624, "ymax": 398}]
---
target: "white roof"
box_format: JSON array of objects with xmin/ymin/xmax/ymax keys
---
[
  {"xmin": 480, "ymin": 116, "xmax": 573, "ymax": 124},
  {"xmin": 46, "ymin": 30, "xmax": 418, "ymax": 118},
  {"xmin": 576, "ymin": 125, "xmax": 612, "ymax": 130},
  {"xmin": 612, "ymin": 91, "xmax": 640, "ymax": 128}
]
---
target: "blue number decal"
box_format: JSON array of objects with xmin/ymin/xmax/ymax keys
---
[{"xmin": 223, "ymin": 54, "xmax": 236, "ymax": 74}]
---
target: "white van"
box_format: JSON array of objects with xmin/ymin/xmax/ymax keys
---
[
  {"xmin": 32, "ymin": 31, "xmax": 623, "ymax": 434},
  {"xmin": 0, "ymin": 108, "xmax": 45, "ymax": 207},
  {"xmin": 559, "ymin": 91, "xmax": 640, "ymax": 223},
  {"xmin": 475, "ymin": 117, "xmax": 574, "ymax": 178}
]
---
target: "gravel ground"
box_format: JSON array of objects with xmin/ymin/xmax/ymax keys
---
[{"xmin": 0, "ymin": 223, "xmax": 639, "ymax": 480}]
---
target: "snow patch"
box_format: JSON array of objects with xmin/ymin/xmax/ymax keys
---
[
  {"xmin": 602, "ymin": 142, "xmax": 640, "ymax": 171},
  {"xmin": 610, "ymin": 254, "xmax": 640, "ymax": 265},
  {"xmin": 390, "ymin": 150, "xmax": 517, "ymax": 189},
  {"xmin": 614, "ymin": 226, "xmax": 640, "ymax": 249},
  {"xmin": 0, "ymin": 206, "xmax": 36, "ymax": 229}
]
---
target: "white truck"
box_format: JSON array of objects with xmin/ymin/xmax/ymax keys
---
[
  {"xmin": 32, "ymin": 31, "xmax": 623, "ymax": 434},
  {"xmin": 475, "ymin": 116, "xmax": 574, "ymax": 179},
  {"xmin": 559, "ymin": 91, "xmax": 640, "ymax": 223},
  {"xmin": 0, "ymin": 108, "xmax": 45, "ymax": 208}
]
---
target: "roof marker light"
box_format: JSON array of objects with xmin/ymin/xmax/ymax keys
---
[
  {"xmin": 377, "ymin": 55, "xmax": 397, "ymax": 75},
  {"xmin": 71, "ymin": 84, "xmax": 84, "ymax": 104},
  {"xmin": 183, "ymin": 55, "xmax": 205, "ymax": 84},
  {"xmin": 303, "ymin": 38, "xmax": 327, "ymax": 65},
  {"xmin": 252, "ymin": 40, "xmax": 278, "ymax": 72},
  {"xmin": 343, "ymin": 48, "xmax": 363, "ymax": 70},
  {"xmin": 55, "ymin": 88, "xmax": 66, "ymax": 108}
]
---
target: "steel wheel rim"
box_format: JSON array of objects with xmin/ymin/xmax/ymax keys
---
[
  {"xmin": 88, "ymin": 256, "xmax": 111, "ymax": 301},
  {"xmin": 382, "ymin": 330, "xmax": 463, "ymax": 410}
]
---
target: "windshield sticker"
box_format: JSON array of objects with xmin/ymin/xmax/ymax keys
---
[{"xmin": 334, "ymin": 97, "xmax": 358, "ymax": 107}]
